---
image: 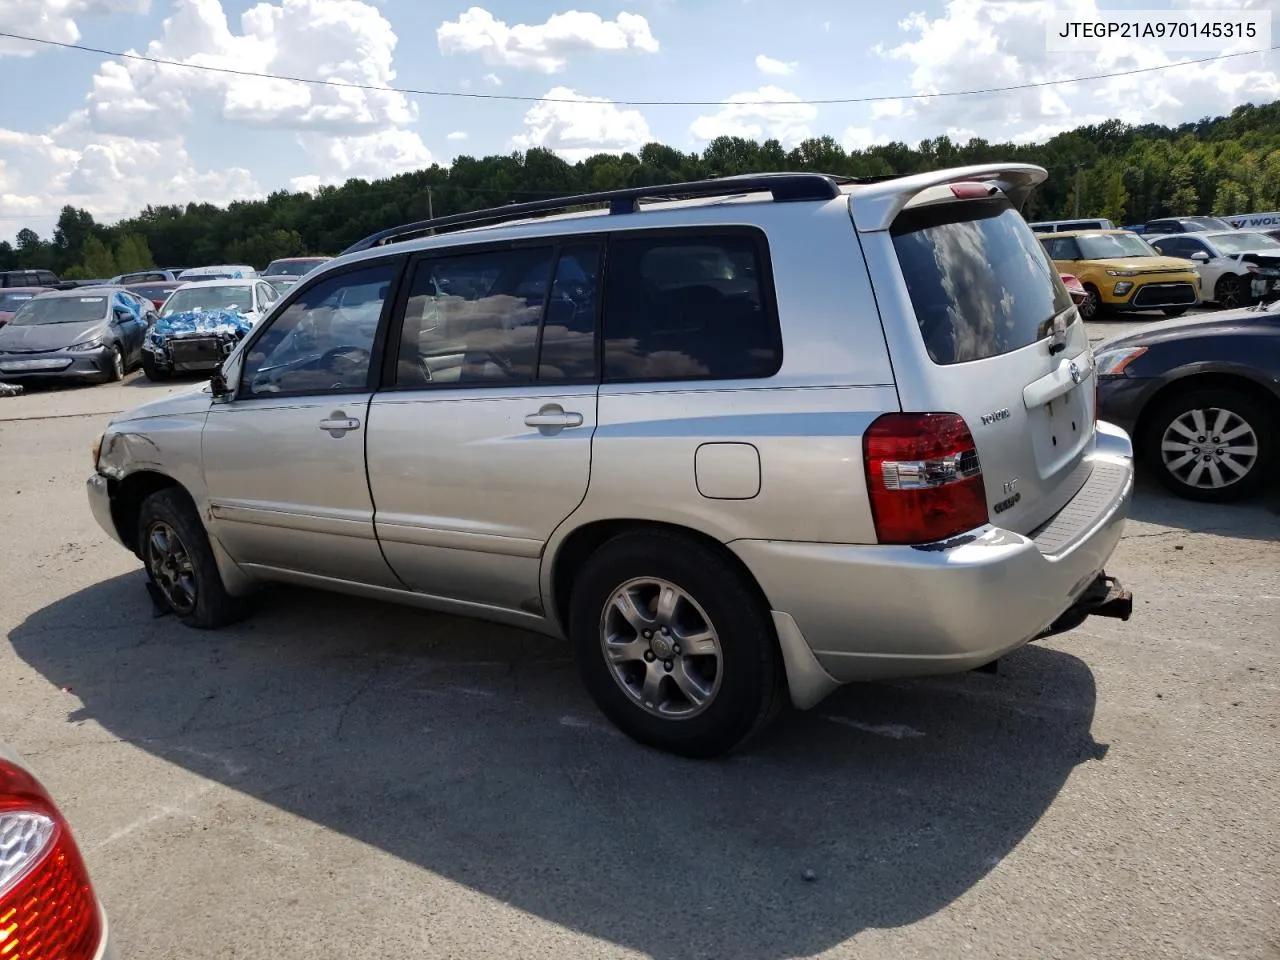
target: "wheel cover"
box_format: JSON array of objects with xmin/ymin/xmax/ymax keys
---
[
  {"xmin": 1218, "ymin": 277, "xmax": 1242, "ymax": 308},
  {"xmin": 111, "ymin": 348, "xmax": 123, "ymax": 377},
  {"xmin": 599, "ymin": 577, "xmax": 723, "ymax": 720},
  {"xmin": 1080, "ymin": 290, "xmax": 1098, "ymax": 319},
  {"xmin": 1160, "ymin": 406, "xmax": 1259, "ymax": 490},
  {"xmin": 145, "ymin": 520, "xmax": 198, "ymax": 614}
]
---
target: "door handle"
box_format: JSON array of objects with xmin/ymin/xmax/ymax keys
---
[
  {"xmin": 525, "ymin": 407, "xmax": 583, "ymax": 429},
  {"xmin": 318, "ymin": 414, "xmax": 361, "ymax": 437}
]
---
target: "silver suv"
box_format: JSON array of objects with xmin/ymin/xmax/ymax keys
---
[{"xmin": 87, "ymin": 165, "xmax": 1135, "ymax": 757}]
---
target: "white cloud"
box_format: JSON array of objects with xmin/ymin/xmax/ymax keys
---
[
  {"xmin": 81, "ymin": 0, "xmax": 417, "ymax": 137},
  {"xmin": 300, "ymin": 128, "xmax": 432, "ymax": 178},
  {"xmin": 841, "ymin": 127, "xmax": 890, "ymax": 151},
  {"xmin": 483, "ymin": 72, "xmax": 502, "ymax": 86},
  {"xmin": 0, "ymin": 123, "xmax": 260, "ymax": 226},
  {"xmin": 512, "ymin": 86, "xmax": 652, "ymax": 163},
  {"xmin": 447, "ymin": 130, "xmax": 469, "ymax": 141},
  {"xmin": 755, "ymin": 54, "xmax": 796, "ymax": 76},
  {"xmin": 689, "ymin": 86, "xmax": 817, "ymax": 148},
  {"xmin": 438, "ymin": 7, "xmax": 658, "ymax": 74},
  {"xmin": 0, "ymin": 0, "xmax": 151, "ymax": 57},
  {"xmin": 880, "ymin": 0, "xmax": 1280, "ymax": 142},
  {"xmin": 870, "ymin": 98, "xmax": 904, "ymax": 120}
]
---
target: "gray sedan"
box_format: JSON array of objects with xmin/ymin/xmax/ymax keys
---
[{"xmin": 0, "ymin": 286, "xmax": 154, "ymax": 383}]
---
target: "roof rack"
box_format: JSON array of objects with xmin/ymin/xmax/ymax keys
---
[{"xmin": 340, "ymin": 172, "xmax": 852, "ymax": 255}]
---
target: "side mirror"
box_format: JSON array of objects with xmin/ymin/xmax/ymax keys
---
[
  {"xmin": 210, "ymin": 363, "xmax": 231, "ymax": 399},
  {"xmin": 1190, "ymin": 251, "xmax": 1211, "ymax": 263}
]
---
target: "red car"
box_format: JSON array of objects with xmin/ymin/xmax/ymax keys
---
[
  {"xmin": 0, "ymin": 741, "xmax": 114, "ymax": 958},
  {"xmin": 125, "ymin": 280, "xmax": 184, "ymax": 310},
  {"xmin": 0, "ymin": 286, "xmax": 51, "ymax": 328},
  {"xmin": 1059, "ymin": 272, "xmax": 1089, "ymax": 306}
]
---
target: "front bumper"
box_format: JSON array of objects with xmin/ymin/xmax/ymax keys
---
[
  {"xmin": 1103, "ymin": 280, "xmax": 1199, "ymax": 311},
  {"xmin": 87, "ymin": 472, "xmax": 124, "ymax": 547},
  {"xmin": 0, "ymin": 346, "xmax": 115, "ymax": 380},
  {"xmin": 1096, "ymin": 375, "xmax": 1149, "ymax": 437},
  {"xmin": 146, "ymin": 333, "xmax": 239, "ymax": 373},
  {"xmin": 734, "ymin": 421, "xmax": 1135, "ymax": 694}
]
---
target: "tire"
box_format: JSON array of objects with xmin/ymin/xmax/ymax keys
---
[
  {"xmin": 1143, "ymin": 388, "xmax": 1274, "ymax": 502},
  {"xmin": 1162, "ymin": 306, "xmax": 1188, "ymax": 318},
  {"xmin": 136, "ymin": 488, "xmax": 248, "ymax": 628},
  {"xmin": 141, "ymin": 352, "xmax": 171, "ymax": 382},
  {"xmin": 569, "ymin": 530, "xmax": 785, "ymax": 759},
  {"xmin": 1214, "ymin": 274, "xmax": 1250, "ymax": 310},
  {"xmin": 105, "ymin": 344, "xmax": 124, "ymax": 382},
  {"xmin": 1080, "ymin": 284, "xmax": 1103, "ymax": 320}
]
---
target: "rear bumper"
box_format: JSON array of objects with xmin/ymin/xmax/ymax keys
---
[{"xmin": 733, "ymin": 421, "xmax": 1134, "ymax": 701}]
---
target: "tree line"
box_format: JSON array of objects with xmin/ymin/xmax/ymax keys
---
[{"xmin": 5, "ymin": 100, "xmax": 1280, "ymax": 277}]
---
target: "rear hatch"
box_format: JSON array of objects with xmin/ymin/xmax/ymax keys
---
[{"xmin": 857, "ymin": 180, "xmax": 1096, "ymax": 536}]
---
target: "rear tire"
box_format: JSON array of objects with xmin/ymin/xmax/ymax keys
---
[
  {"xmin": 141, "ymin": 353, "xmax": 171, "ymax": 382},
  {"xmin": 1143, "ymin": 387, "xmax": 1273, "ymax": 502},
  {"xmin": 1161, "ymin": 306, "xmax": 1188, "ymax": 318},
  {"xmin": 569, "ymin": 530, "xmax": 784, "ymax": 759},
  {"xmin": 136, "ymin": 488, "xmax": 248, "ymax": 628}
]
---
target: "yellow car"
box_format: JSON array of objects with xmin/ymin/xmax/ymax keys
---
[{"xmin": 1038, "ymin": 229, "xmax": 1200, "ymax": 319}]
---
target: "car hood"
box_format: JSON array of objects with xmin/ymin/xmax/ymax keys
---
[
  {"xmin": 0, "ymin": 318, "xmax": 108, "ymax": 352},
  {"xmin": 1098, "ymin": 305, "xmax": 1278, "ymax": 350},
  {"xmin": 110, "ymin": 381, "xmax": 213, "ymax": 425},
  {"xmin": 152, "ymin": 308, "xmax": 256, "ymax": 342},
  {"xmin": 1087, "ymin": 256, "xmax": 1195, "ymax": 272}
]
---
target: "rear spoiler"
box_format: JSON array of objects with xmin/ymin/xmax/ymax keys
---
[{"xmin": 850, "ymin": 163, "xmax": 1048, "ymax": 233}]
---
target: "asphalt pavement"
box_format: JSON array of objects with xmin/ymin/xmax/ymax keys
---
[{"xmin": 0, "ymin": 320, "xmax": 1276, "ymax": 959}]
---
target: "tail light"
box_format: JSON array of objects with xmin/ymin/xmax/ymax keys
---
[
  {"xmin": 0, "ymin": 760, "xmax": 102, "ymax": 960},
  {"xmin": 863, "ymin": 413, "xmax": 989, "ymax": 544}
]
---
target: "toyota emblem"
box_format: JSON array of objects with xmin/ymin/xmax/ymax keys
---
[{"xmin": 1069, "ymin": 360, "xmax": 1082, "ymax": 385}]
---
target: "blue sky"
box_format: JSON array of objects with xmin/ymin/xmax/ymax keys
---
[{"xmin": 0, "ymin": 0, "xmax": 1276, "ymax": 240}]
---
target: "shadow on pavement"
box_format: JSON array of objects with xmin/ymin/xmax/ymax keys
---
[
  {"xmin": 12, "ymin": 573, "xmax": 1105, "ymax": 959},
  {"xmin": 1127, "ymin": 473, "xmax": 1280, "ymax": 540}
]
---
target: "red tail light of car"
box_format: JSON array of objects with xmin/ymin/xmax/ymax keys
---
[
  {"xmin": 863, "ymin": 413, "xmax": 989, "ymax": 544},
  {"xmin": 0, "ymin": 759, "xmax": 102, "ymax": 960}
]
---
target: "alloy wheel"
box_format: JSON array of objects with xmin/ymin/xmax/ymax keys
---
[
  {"xmin": 110, "ymin": 347, "xmax": 124, "ymax": 379},
  {"xmin": 599, "ymin": 577, "xmax": 723, "ymax": 719},
  {"xmin": 1160, "ymin": 406, "xmax": 1259, "ymax": 491},
  {"xmin": 1079, "ymin": 288, "xmax": 1099, "ymax": 320},
  {"xmin": 145, "ymin": 520, "xmax": 198, "ymax": 615},
  {"xmin": 1217, "ymin": 276, "xmax": 1244, "ymax": 309}
]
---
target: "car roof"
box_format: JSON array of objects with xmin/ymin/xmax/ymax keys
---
[
  {"xmin": 1040, "ymin": 229, "xmax": 1133, "ymax": 239},
  {"xmin": 173, "ymin": 278, "xmax": 259, "ymax": 289}
]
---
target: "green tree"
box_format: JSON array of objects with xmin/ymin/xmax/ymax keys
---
[
  {"xmin": 1100, "ymin": 170, "xmax": 1130, "ymax": 224},
  {"xmin": 1212, "ymin": 179, "xmax": 1250, "ymax": 216},
  {"xmin": 15, "ymin": 228, "xmax": 54, "ymax": 269},
  {"xmin": 80, "ymin": 236, "xmax": 118, "ymax": 278},
  {"xmin": 114, "ymin": 233, "xmax": 153, "ymax": 272},
  {"xmin": 53, "ymin": 207, "xmax": 98, "ymax": 272},
  {"xmin": 1167, "ymin": 162, "xmax": 1200, "ymax": 215}
]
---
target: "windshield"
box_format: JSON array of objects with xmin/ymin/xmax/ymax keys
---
[
  {"xmin": 1208, "ymin": 231, "xmax": 1280, "ymax": 255},
  {"xmin": 9, "ymin": 296, "xmax": 108, "ymax": 325},
  {"xmin": 0, "ymin": 292, "xmax": 39, "ymax": 312},
  {"xmin": 1185, "ymin": 217, "xmax": 1236, "ymax": 232},
  {"xmin": 130, "ymin": 284, "xmax": 177, "ymax": 301},
  {"xmin": 265, "ymin": 259, "xmax": 325, "ymax": 277},
  {"xmin": 1077, "ymin": 234, "xmax": 1157, "ymax": 259},
  {"xmin": 892, "ymin": 197, "xmax": 1072, "ymax": 365},
  {"xmin": 162, "ymin": 285, "xmax": 254, "ymax": 316}
]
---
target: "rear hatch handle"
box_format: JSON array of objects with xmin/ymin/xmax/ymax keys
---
[{"xmin": 1023, "ymin": 352, "xmax": 1095, "ymax": 409}]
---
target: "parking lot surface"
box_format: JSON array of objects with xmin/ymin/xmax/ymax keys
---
[{"xmin": 1, "ymin": 314, "xmax": 1277, "ymax": 959}]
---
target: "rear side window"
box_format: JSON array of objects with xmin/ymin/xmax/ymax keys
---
[
  {"xmin": 601, "ymin": 230, "xmax": 781, "ymax": 383},
  {"xmin": 1041, "ymin": 236, "xmax": 1081, "ymax": 260},
  {"xmin": 892, "ymin": 198, "xmax": 1072, "ymax": 366}
]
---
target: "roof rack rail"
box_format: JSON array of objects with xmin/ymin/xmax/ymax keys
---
[{"xmin": 340, "ymin": 173, "xmax": 847, "ymax": 255}]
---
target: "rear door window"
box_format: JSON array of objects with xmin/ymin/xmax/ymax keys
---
[{"xmin": 892, "ymin": 197, "xmax": 1072, "ymax": 366}]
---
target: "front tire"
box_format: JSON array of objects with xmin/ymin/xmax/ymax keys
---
[
  {"xmin": 1080, "ymin": 284, "xmax": 1102, "ymax": 320},
  {"xmin": 1214, "ymin": 274, "xmax": 1250, "ymax": 310},
  {"xmin": 1162, "ymin": 306, "xmax": 1189, "ymax": 318},
  {"xmin": 105, "ymin": 344, "xmax": 124, "ymax": 382},
  {"xmin": 141, "ymin": 352, "xmax": 171, "ymax": 382},
  {"xmin": 1143, "ymin": 388, "xmax": 1273, "ymax": 502},
  {"xmin": 137, "ymin": 488, "xmax": 248, "ymax": 628},
  {"xmin": 569, "ymin": 530, "xmax": 784, "ymax": 758}
]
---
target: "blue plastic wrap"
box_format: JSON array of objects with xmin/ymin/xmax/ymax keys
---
[{"xmin": 150, "ymin": 308, "xmax": 254, "ymax": 348}]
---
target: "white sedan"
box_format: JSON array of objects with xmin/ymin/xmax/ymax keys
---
[
  {"xmin": 1147, "ymin": 230, "xmax": 1280, "ymax": 308},
  {"xmin": 143, "ymin": 278, "xmax": 282, "ymax": 381}
]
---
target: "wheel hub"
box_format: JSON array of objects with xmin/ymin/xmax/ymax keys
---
[
  {"xmin": 1160, "ymin": 406, "xmax": 1259, "ymax": 490},
  {"xmin": 599, "ymin": 577, "xmax": 722, "ymax": 720}
]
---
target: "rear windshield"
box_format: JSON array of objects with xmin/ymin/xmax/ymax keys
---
[
  {"xmin": 0, "ymin": 292, "xmax": 38, "ymax": 311},
  {"xmin": 1077, "ymin": 233, "xmax": 1157, "ymax": 259},
  {"xmin": 265, "ymin": 259, "xmax": 325, "ymax": 276},
  {"xmin": 892, "ymin": 198, "xmax": 1073, "ymax": 366}
]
